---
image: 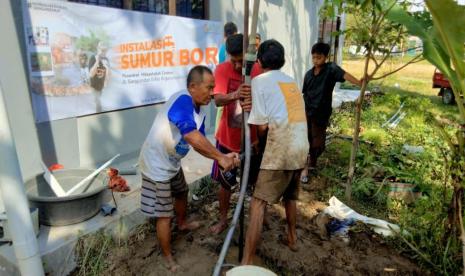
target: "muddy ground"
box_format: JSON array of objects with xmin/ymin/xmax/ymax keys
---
[{"xmin": 98, "ymin": 176, "xmax": 424, "ymax": 276}]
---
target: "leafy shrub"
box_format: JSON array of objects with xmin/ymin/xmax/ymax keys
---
[
  {"xmin": 361, "ymin": 128, "xmax": 389, "ymax": 147},
  {"xmin": 324, "ymin": 88, "xmax": 459, "ymax": 273}
]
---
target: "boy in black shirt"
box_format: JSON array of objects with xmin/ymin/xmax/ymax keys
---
[{"xmin": 301, "ymin": 42, "xmax": 361, "ymax": 183}]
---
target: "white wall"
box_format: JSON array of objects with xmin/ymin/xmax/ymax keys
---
[
  {"xmin": 209, "ymin": 0, "xmax": 323, "ymax": 85},
  {"xmin": 76, "ymin": 105, "xmax": 160, "ymax": 168},
  {"xmin": 1, "ymin": 0, "xmax": 322, "ymax": 181},
  {"xmin": 1, "ymin": 1, "xmax": 164, "ymax": 181},
  {"xmin": 1, "ymin": 1, "xmax": 44, "ymax": 181}
]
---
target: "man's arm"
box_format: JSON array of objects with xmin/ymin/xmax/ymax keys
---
[
  {"xmin": 214, "ymin": 83, "xmax": 252, "ymax": 107},
  {"xmin": 344, "ymin": 72, "xmax": 362, "ymax": 87},
  {"xmin": 167, "ymin": 94, "xmax": 239, "ymax": 171},
  {"xmin": 183, "ymin": 130, "xmax": 239, "ymax": 171},
  {"xmin": 250, "ymin": 123, "xmax": 268, "ymax": 154},
  {"xmin": 302, "ymin": 71, "xmax": 310, "ymax": 95},
  {"xmin": 256, "ymin": 124, "xmax": 268, "ymax": 141},
  {"xmin": 213, "ymin": 64, "xmax": 236, "ymax": 107},
  {"xmin": 88, "ymin": 55, "xmax": 99, "ymax": 78},
  {"xmin": 214, "ymin": 91, "xmax": 240, "ymax": 106}
]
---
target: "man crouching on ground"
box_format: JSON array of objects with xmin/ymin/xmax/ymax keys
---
[
  {"xmin": 241, "ymin": 40, "xmax": 309, "ymax": 265},
  {"xmin": 139, "ymin": 65, "xmax": 240, "ymax": 272}
]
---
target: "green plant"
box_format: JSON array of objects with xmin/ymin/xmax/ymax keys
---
[
  {"xmin": 331, "ymin": 95, "xmax": 458, "ymax": 272},
  {"xmin": 325, "ymin": 54, "xmax": 459, "ymax": 272},
  {"xmin": 321, "ymin": 0, "xmax": 423, "ymax": 201},
  {"xmin": 388, "ymin": 1, "xmax": 465, "ymax": 272},
  {"xmin": 75, "ymin": 231, "xmax": 114, "ymax": 275},
  {"xmin": 191, "ymin": 175, "xmax": 217, "ymax": 200},
  {"xmin": 352, "ymin": 176, "xmax": 388, "ymax": 206},
  {"xmin": 361, "ymin": 128, "xmax": 389, "ymax": 147},
  {"xmin": 395, "ymin": 186, "xmax": 460, "ymax": 274}
]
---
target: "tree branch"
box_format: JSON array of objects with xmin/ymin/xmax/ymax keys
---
[
  {"xmin": 373, "ymin": 0, "xmax": 397, "ymax": 36},
  {"xmin": 370, "ymin": 55, "xmax": 379, "ymax": 67},
  {"xmin": 370, "ymin": 28, "xmax": 404, "ymax": 77},
  {"xmin": 352, "ymin": 10, "xmax": 362, "ymax": 28},
  {"xmin": 371, "ymin": 54, "xmax": 423, "ymax": 80},
  {"xmin": 367, "ymin": 27, "xmax": 405, "ymax": 80},
  {"xmin": 391, "ymin": 225, "xmax": 439, "ymax": 269}
]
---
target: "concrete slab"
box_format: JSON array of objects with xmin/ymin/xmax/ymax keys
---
[{"xmin": 0, "ymin": 135, "xmax": 215, "ymax": 275}]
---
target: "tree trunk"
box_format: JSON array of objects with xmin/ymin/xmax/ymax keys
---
[
  {"xmin": 169, "ymin": 0, "xmax": 176, "ymax": 15},
  {"xmin": 445, "ymin": 129, "xmax": 465, "ymax": 273},
  {"xmin": 345, "ymin": 53, "xmax": 371, "ymax": 201},
  {"xmin": 457, "ymin": 191, "xmax": 465, "ymax": 275},
  {"xmin": 450, "ymin": 156, "xmax": 465, "ymax": 274}
]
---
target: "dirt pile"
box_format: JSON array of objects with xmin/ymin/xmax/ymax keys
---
[{"xmin": 96, "ymin": 176, "xmax": 423, "ymax": 275}]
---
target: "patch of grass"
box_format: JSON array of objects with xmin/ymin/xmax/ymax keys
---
[
  {"xmin": 361, "ymin": 128, "xmax": 389, "ymax": 147},
  {"xmin": 74, "ymin": 231, "xmax": 114, "ymax": 276},
  {"xmin": 191, "ymin": 175, "xmax": 217, "ymax": 200},
  {"xmin": 316, "ymin": 57, "xmax": 462, "ymax": 274}
]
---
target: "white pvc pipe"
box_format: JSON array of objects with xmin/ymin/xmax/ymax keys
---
[
  {"xmin": 0, "ymin": 83, "xmax": 45, "ymax": 276},
  {"xmin": 40, "ymin": 161, "xmax": 66, "ymax": 197},
  {"xmin": 65, "ymin": 153, "xmax": 120, "ymax": 196}
]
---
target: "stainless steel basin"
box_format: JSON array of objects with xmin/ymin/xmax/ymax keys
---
[{"xmin": 26, "ymin": 169, "xmax": 108, "ymax": 226}]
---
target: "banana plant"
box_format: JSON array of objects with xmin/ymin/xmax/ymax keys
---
[{"xmin": 387, "ymin": 0, "xmax": 465, "ymax": 271}]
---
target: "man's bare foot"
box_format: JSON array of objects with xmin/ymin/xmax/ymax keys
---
[
  {"xmin": 287, "ymin": 240, "xmax": 298, "ymax": 252},
  {"xmin": 164, "ymin": 256, "xmax": 180, "ymax": 273},
  {"xmin": 280, "ymin": 235, "xmax": 298, "ymax": 252},
  {"xmin": 209, "ymin": 220, "xmax": 228, "ymax": 234},
  {"xmin": 300, "ymin": 169, "xmax": 309, "ymax": 183},
  {"xmin": 178, "ymin": 220, "xmax": 201, "ymax": 232}
]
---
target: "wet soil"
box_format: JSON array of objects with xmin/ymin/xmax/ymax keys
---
[{"xmin": 98, "ymin": 176, "xmax": 424, "ymax": 276}]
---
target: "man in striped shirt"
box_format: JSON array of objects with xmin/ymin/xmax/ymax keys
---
[{"xmin": 139, "ymin": 65, "xmax": 240, "ymax": 272}]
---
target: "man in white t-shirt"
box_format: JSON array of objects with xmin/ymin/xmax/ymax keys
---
[
  {"xmin": 241, "ymin": 40, "xmax": 309, "ymax": 265},
  {"xmin": 139, "ymin": 66, "xmax": 240, "ymax": 272}
]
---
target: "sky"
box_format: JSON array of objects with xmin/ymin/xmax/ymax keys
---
[
  {"xmin": 408, "ymin": 0, "xmax": 424, "ymax": 12},
  {"xmin": 409, "ymin": 0, "xmax": 465, "ymax": 11}
]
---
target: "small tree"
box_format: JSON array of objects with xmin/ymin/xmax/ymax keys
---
[
  {"xmin": 387, "ymin": 0, "xmax": 465, "ymax": 271},
  {"xmin": 321, "ymin": 0, "xmax": 422, "ymax": 201}
]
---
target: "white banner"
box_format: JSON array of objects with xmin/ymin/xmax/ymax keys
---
[{"xmin": 23, "ymin": 0, "xmax": 222, "ymax": 122}]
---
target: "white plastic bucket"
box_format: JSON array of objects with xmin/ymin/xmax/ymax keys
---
[{"xmin": 226, "ymin": 265, "xmax": 277, "ymax": 276}]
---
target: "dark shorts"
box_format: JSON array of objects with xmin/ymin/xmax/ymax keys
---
[
  {"xmin": 211, "ymin": 142, "xmax": 261, "ymax": 190},
  {"xmin": 140, "ymin": 169, "xmax": 188, "ymax": 218},
  {"xmin": 253, "ymin": 169, "xmax": 301, "ymax": 204}
]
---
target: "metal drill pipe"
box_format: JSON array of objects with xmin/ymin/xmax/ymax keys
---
[
  {"xmin": 212, "ymin": 1, "xmax": 260, "ymax": 275},
  {"xmin": 238, "ymin": 0, "xmax": 249, "ymax": 262}
]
